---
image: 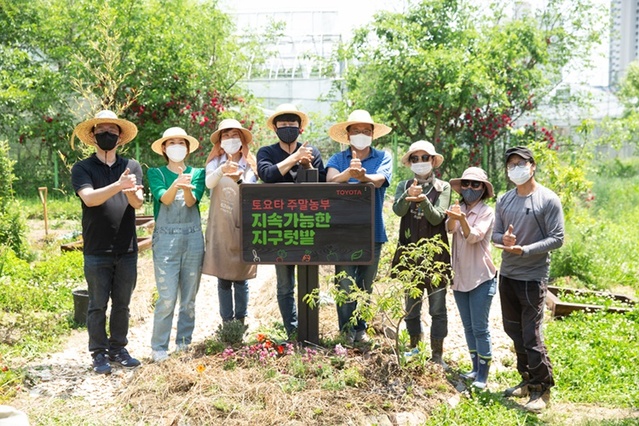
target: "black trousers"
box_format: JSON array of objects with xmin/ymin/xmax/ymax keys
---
[{"xmin": 499, "ymin": 275, "xmax": 554, "ymax": 389}]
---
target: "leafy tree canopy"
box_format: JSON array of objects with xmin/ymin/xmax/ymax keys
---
[
  {"xmin": 336, "ymin": 0, "xmax": 604, "ymax": 189},
  {"xmin": 0, "ymin": 0, "xmax": 273, "ymax": 194}
]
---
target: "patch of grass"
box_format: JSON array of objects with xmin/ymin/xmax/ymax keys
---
[
  {"xmin": 19, "ymin": 194, "xmax": 82, "ymax": 221},
  {"xmin": 425, "ymin": 391, "xmax": 544, "ymax": 425},
  {"xmin": 546, "ymin": 309, "xmax": 639, "ymax": 408}
]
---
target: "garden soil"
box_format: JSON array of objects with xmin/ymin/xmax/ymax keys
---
[{"xmin": 9, "ymin": 220, "xmax": 639, "ymax": 425}]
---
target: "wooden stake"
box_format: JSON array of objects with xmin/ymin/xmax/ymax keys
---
[{"xmin": 38, "ymin": 187, "xmax": 48, "ymax": 236}]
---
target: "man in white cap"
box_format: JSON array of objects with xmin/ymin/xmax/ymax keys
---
[
  {"xmin": 493, "ymin": 146, "xmax": 564, "ymax": 413},
  {"xmin": 326, "ymin": 109, "xmax": 392, "ymax": 344},
  {"xmin": 71, "ymin": 110, "xmax": 144, "ymax": 374},
  {"xmin": 257, "ymin": 104, "xmax": 326, "ymax": 339}
]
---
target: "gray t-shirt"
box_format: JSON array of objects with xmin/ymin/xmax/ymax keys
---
[{"xmin": 492, "ymin": 184, "xmax": 564, "ymax": 281}]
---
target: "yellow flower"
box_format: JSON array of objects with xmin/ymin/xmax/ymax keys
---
[{"xmin": 196, "ymin": 364, "xmax": 206, "ymax": 374}]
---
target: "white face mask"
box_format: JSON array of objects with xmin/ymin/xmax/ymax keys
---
[
  {"xmin": 221, "ymin": 138, "xmax": 242, "ymax": 155},
  {"xmin": 350, "ymin": 134, "xmax": 372, "ymax": 150},
  {"xmin": 508, "ymin": 164, "xmax": 532, "ymax": 185},
  {"xmin": 165, "ymin": 144, "xmax": 187, "ymax": 163},
  {"xmin": 411, "ymin": 162, "xmax": 432, "ymax": 176}
]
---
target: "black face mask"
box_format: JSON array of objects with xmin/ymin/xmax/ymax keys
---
[
  {"xmin": 95, "ymin": 132, "xmax": 119, "ymax": 151},
  {"xmin": 276, "ymin": 127, "xmax": 300, "ymax": 144}
]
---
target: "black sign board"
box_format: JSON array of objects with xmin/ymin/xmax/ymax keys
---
[{"xmin": 241, "ymin": 183, "xmax": 374, "ymax": 265}]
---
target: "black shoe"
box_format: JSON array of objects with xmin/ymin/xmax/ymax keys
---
[
  {"xmin": 92, "ymin": 352, "xmax": 112, "ymax": 375},
  {"xmin": 109, "ymin": 348, "xmax": 141, "ymax": 368}
]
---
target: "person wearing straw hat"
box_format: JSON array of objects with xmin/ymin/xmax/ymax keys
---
[
  {"xmin": 203, "ymin": 119, "xmax": 258, "ymax": 327},
  {"xmin": 326, "ymin": 109, "xmax": 393, "ymax": 344},
  {"xmin": 70, "ymin": 110, "xmax": 144, "ymax": 374},
  {"xmin": 147, "ymin": 127, "xmax": 206, "ymax": 363},
  {"xmin": 257, "ymin": 103, "xmax": 326, "ymax": 339},
  {"xmin": 391, "ymin": 140, "xmax": 451, "ymax": 366},
  {"xmin": 445, "ymin": 167, "xmax": 497, "ymax": 388},
  {"xmin": 492, "ymin": 146, "xmax": 564, "ymax": 413}
]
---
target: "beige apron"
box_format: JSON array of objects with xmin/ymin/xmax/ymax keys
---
[{"xmin": 202, "ymin": 176, "xmax": 257, "ymax": 281}]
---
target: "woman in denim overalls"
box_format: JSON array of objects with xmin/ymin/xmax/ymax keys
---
[{"xmin": 148, "ymin": 127, "xmax": 205, "ymax": 363}]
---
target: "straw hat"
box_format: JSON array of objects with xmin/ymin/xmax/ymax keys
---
[
  {"xmin": 266, "ymin": 103, "xmax": 309, "ymax": 131},
  {"xmin": 151, "ymin": 127, "xmax": 200, "ymax": 155},
  {"xmin": 400, "ymin": 140, "xmax": 444, "ymax": 168},
  {"xmin": 450, "ymin": 167, "xmax": 494, "ymax": 198},
  {"xmin": 328, "ymin": 109, "xmax": 392, "ymax": 144},
  {"xmin": 72, "ymin": 110, "xmax": 138, "ymax": 148},
  {"xmin": 210, "ymin": 119, "xmax": 253, "ymax": 145}
]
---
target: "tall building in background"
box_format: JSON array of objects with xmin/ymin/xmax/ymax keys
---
[{"xmin": 609, "ymin": 0, "xmax": 639, "ymax": 87}]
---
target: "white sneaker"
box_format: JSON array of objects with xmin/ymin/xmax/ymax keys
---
[
  {"xmin": 175, "ymin": 343, "xmax": 190, "ymax": 353},
  {"xmin": 152, "ymin": 350, "xmax": 169, "ymax": 363}
]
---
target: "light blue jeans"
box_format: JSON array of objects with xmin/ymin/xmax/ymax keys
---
[
  {"xmin": 275, "ymin": 264, "xmax": 298, "ymax": 336},
  {"xmin": 151, "ymin": 226, "xmax": 204, "ymax": 351},
  {"xmin": 453, "ymin": 277, "xmax": 496, "ymax": 358},
  {"xmin": 336, "ymin": 243, "xmax": 383, "ymax": 333},
  {"xmin": 218, "ymin": 278, "xmax": 249, "ymax": 322}
]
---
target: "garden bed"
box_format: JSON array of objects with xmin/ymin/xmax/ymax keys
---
[
  {"xmin": 546, "ymin": 285, "xmax": 636, "ymax": 317},
  {"xmin": 60, "ymin": 216, "xmax": 154, "ymax": 252}
]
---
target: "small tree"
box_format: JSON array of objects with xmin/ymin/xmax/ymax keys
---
[{"xmin": 305, "ymin": 235, "xmax": 451, "ymax": 365}]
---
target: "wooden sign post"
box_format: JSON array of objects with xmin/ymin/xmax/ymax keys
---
[
  {"xmin": 241, "ymin": 183, "xmax": 375, "ymax": 345},
  {"xmin": 38, "ymin": 187, "xmax": 49, "ymax": 236}
]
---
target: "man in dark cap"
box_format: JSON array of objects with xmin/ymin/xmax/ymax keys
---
[{"xmin": 492, "ymin": 146, "xmax": 564, "ymax": 413}]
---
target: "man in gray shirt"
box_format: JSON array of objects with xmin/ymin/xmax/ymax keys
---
[{"xmin": 492, "ymin": 146, "xmax": 564, "ymax": 413}]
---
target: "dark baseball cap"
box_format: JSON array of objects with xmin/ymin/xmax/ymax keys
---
[{"xmin": 505, "ymin": 146, "xmax": 535, "ymax": 163}]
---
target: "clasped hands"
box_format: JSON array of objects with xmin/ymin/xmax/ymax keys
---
[
  {"xmin": 493, "ymin": 224, "xmax": 524, "ymax": 255},
  {"xmin": 222, "ymin": 160, "xmax": 243, "ymax": 182},
  {"xmin": 296, "ymin": 141, "xmax": 314, "ymax": 168},
  {"xmin": 347, "ymin": 150, "xmax": 366, "ymax": 180},
  {"xmin": 118, "ymin": 168, "xmax": 143, "ymax": 193},
  {"xmin": 405, "ymin": 178, "xmax": 426, "ymax": 203}
]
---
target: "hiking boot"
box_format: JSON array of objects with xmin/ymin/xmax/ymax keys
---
[
  {"xmin": 354, "ymin": 329, "xmax": 370, "ymax": 343},
  {"xmin": 92, "ymin": 352, "xmax": 112, "ymax": 375},
  {"xmin": 504, "ymin": 373, "xmax": 530, "ymax": 398},
  {"xmin": 109, "ymin": 348, "xmax": 141, "ymax": 368},
  {"xmin": 152, "ymin": 350, "xmax": 169, "ymax": 363},
  {"xmin": 409, "ymin": 333, "xmax": 423, "ymax": 349},
  {"xmin": 524, "ymin": 385, "xmax": 550, "ymax": 413},
  {"xmin": 343, "ymin": 330, "xmax": 355, "ymax": 346},
  {"xmin": 430, "ymin": 338, "xmax": 449, "ymax": 369}
]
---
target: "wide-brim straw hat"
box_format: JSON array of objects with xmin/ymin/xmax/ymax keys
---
[
  {"xmin": 400, "ymin": 140, "xmax": 444, "ymax": 168},
  {"xmin": 210, "ymin": 119, "xmax": 253, "ymax": 145},
  {"xmin": 72, "ymin": 110, "xmax": 138, "ymax": 148},
  {"xmin": 266, "ymin": 103, "xmax": 310, "ymax": 131},
  {"xmin": 450, "ymin": 166, "xmax": 495, "ymax": 198},
  {"xmin": 328, "ymin": 109, "xmax": 392, "ymax": 144},
  {"xmin": 151, "ymin": 127, "xmax": 200, "ymax": 155}
]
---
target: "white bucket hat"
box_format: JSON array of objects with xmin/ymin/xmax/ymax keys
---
[
  {"xmin": 71, "ymin": 110, "xmax": 138, "ymax": 148},
  {"xmin": 210, "ymin": 119, "xmax": 253, "ymax": 145},
  {"xmin": 400, "ymin": 140, "xmax": 444, "ymax": 168},
  {"xmin": 328, "ymin": 109, "xmax": 392, "ymax": 144},
  {"xmin": 266, "ymin": 103, "xmax": 309, "ymax": 131},
  {"xmin": 151, "ymin": 127, "xmax": 200, "ymax": 155}
]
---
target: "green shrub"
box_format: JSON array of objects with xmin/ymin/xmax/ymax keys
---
[{"xmin": 0, "ymin": 140, "xmax": 30, "ymax": 259}]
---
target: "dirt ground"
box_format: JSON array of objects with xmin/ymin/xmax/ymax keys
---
[{"xmin": 9, "ymin": 219, "xmax": 639, "ymax": 425}]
